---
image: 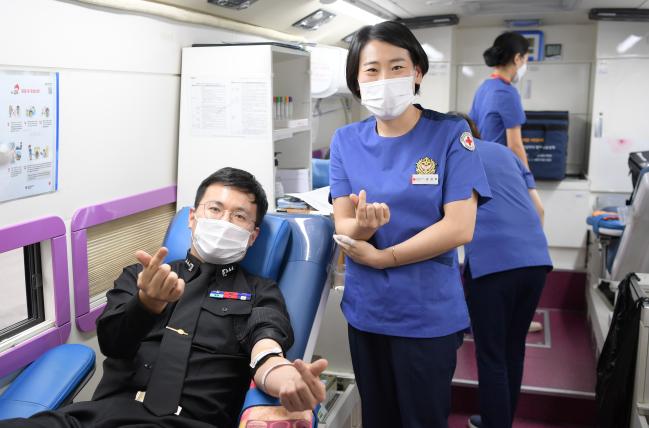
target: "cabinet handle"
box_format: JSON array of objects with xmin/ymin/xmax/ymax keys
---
[{"xmin": 595, "ymin": 112, "xmax": 603, "ymax": 138}]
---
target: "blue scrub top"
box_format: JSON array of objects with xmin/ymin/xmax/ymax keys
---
[
  {"xmin": 469, "ymin": 77, "xmax": 526, "ymax": 145},
  {"xmin": 330, "ymin": 108, "xmax": 492, "ymax": 338},
  {"xmin": 464, "ymin": 139, "xmax": 552, "ymax": 279}
]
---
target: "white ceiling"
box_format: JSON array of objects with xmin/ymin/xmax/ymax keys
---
[{"xmin": 154, "ymin": 0, "xmax": 649, "ymax": 45}]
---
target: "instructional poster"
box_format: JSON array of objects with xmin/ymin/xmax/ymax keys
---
[
  {"xmin": 0, "ymin": 70, "xmax": 58, "ymax": 203},
  {"xmin": 190, "ymin": 76, "xmax": 269, "ymax": 138}
]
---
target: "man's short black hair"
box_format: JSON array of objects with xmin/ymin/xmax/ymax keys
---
[
  {"xmin": 346, "ymin": 21, "xmax": 429, "ymax": 99},
  {"xmin": 194, "ymin": 167, "xmax": 268, "ymax": 227}
]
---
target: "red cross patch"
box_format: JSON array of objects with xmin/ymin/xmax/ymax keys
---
[{"xmin": 460, "ymin": 132, "xmax": 475, "ymax": 151}]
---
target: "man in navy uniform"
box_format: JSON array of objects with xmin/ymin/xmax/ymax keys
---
[{"xmin": 1, "ymin": 167, "xmax": 327, "ymax": 428}]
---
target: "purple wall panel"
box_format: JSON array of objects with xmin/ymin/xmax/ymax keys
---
[{"xmin": 71, "ymin": 186, "xmax": 176, "ymax": 332}]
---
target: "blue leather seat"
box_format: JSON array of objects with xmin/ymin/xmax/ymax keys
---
[
  {"xmin": 0, "ymin": 344, "xmax": 95, "ymax": 419},
  {"xmin": 311, "ymin": 158, "xmax": 330, "ymax": 190}
]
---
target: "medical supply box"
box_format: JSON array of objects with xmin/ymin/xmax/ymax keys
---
[{"xmin": 522, "ymin": 111, "xmax": 569, "ymax": 180}]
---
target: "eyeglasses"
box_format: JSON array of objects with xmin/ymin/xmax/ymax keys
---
[
  {"xmin": 245, "ymin": 420, "xmax": 311, "ymax": 428},
  {"xmin": 197, "ymin": 201, "xmax": 254, "ymax": 228}
]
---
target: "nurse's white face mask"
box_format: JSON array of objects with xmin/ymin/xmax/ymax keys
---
[
  {"xmin": 192, "ymin": 218, "xmax": 251, "ymax": 265},
  {"xmin": 359, "ymin": 75, "xmax": 415, "ymax": 121},
  {"xmin": 512, "ymin": 62, "xmax": 527, "ymax": 84}
]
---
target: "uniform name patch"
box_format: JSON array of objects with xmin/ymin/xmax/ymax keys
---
[
  {"xmin": 209, "ymin": 290, "xmax": 251, "ymax": 301},
  {"xmin": 460, "ymin": 132, "xmax": 475, "ymax": 151},
  {"xmin": 411, "ymin": 174, "xmax": 439, "ymax": 185}
]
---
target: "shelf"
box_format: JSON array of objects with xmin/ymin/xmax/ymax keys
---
[{"xmin": 273, "ymin": 124, "xmax": 310, "ymax": 142}]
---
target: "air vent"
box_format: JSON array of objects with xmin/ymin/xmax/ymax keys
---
[
  {"xmin": 207, "ymin": 0, "xmax": 258, "ymax": 10},
  {"xmin": 505, "ymin": 18, "xmax": 542, "ymax": 28},
  {"xmin": 589, "ymin": 8, "xmax": 649, "ymax": 22},
  {"xmin": 342, "ymin": 31, "xmax": 357, "ymax": 44},
  {"xmin": 396, "ymin": 14, "xmax": 459, "ymax": 29},
  {"xmin": 293, "ymin": 9, "xmax": 336, "ymax": 31}
]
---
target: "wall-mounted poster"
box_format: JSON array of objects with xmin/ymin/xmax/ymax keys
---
[{"xmin": 0, "ymin": 70, "xmax": 58, "ymax": 203}]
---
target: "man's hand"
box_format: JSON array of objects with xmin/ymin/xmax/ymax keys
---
[
  {"xmin": 135, "ymin": 247, "xmax": 185, "ymax": 314},
  {"xmin": 333, "ymin": 234, "xmax": 392, "ymax": 269},
  {"xmin": 277, "ymin": 359, "xmax": 328, "ymax": 412},
  {"xmin": 349, "ymin": 189, "xmax": 390, "ymax": 231}
]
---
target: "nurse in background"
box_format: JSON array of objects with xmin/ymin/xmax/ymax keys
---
[
  {"xmin": 330, "ymin": 21, "xmax": 491, "ymax": 428},
  {"xmin": 451, "ymin": 113, "xmax": 552, "ymax": 428},
  {"xmin": 469, "ymin": 32, "xmax": 530, "ymax": 167}
]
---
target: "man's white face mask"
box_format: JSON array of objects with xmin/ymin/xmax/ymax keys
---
[
  {"xmin": 192, "ymin": 218, "xmax": 251, "ymax": 265},
  {"xmin": 512, "ymin": 62, "xmax": 527, "ymax": 84},
  {"xmin": 359, "ymin": 75, "xmax": 415, "ymax": 121}
]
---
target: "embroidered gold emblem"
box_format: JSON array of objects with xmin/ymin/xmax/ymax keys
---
[{"xmin": 415, "ymin": 157, "xmax": 437, "ymax": 175}]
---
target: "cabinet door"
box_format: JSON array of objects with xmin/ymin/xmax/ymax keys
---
[{"xmin": 589, "ymin": 59, "xmax": 649, "ymax": 193}]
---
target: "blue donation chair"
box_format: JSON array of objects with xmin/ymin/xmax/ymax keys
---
[
  {"xmin": 311, "ymin": 158, "xmax": 330, "ymax": 190},
  {"xmin": 165, "ymin": 208, "xmax": 334, "ymax": 423},
  {"xmin": 0, "ymin": 209, "xmax": 333, "ymax": 425},
  {"xmin": 0, "ymin": 344, "xmax": 95, "ymax": 419}
]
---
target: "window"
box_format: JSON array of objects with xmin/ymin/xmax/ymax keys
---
[
  {"xmin": 86, "ymin": 204, "xmax": 176, "ymax": 302},
  {"xmin": 0, "ymin": 244, "xmax": 45, "ymax": 342}
]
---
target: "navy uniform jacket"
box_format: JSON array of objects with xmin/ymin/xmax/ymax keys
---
[{"xmin": 93, "ymin": 252, "xmax": 293, "ymax": 427}]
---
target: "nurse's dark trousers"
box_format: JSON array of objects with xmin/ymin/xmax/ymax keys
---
[
  {"xmin": 348, "ymin": 324, "xmax": 463, "ymax": 428},
  {"xmin": 465, "ymin": 265, "xmax": 547, "ymax": 428}
]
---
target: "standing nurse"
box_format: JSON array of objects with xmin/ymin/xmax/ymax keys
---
[
  {"xmin": 329, "ymin": 21, "xmax": 491, "ymax": 428},
  {"xmin": 469, "ymin": 32, "xmax": 530, "ymax": 167},
  {"xmin": 455, "ymin": 114, "xmax": 552, "ymax": 428}
]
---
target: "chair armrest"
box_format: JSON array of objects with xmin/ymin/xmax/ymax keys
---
[
  {"xmin": 0, "ymin": 344, "xmax": 95, "ymax": 420},
  {"xmin": 239, "ymin": 386, "xmax": 319, "ymax": 427}
]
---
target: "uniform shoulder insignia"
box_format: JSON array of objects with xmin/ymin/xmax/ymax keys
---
[{"xmin": 460, "ymin": 132, "xmax": 475, "ymax": 151}]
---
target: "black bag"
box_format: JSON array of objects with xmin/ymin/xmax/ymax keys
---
[
  {"xmin": 596, "ymin": 273, "xmax": 648, "ymax": 427},
  {"xmin": 521, "ymin": 111, "xmax": 569, "ymax": 180},
  {"xmin": 629, "ymin": 151, "xmax": 649, "ymax": 190}
]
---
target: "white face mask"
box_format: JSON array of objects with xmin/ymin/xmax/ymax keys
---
[
  {"xmin": 192, "ymin": 218, "xmax": 251, "ymax": 265},
  {"xmin": 512, "ymin": 62, "xmax": 527, "ymax": 84},
  {"xmin": 359, "ymin": 75, "xmax": 415, "ymax": 121}
]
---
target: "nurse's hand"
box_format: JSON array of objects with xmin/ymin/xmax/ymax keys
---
[
  {"xmin": 135, "ymin": 247, "xmax": 186, "ymax": 314},
  {"xmin": 350, "ymin": 190, "xmax": 390, "ymax": 231},
  {"xmin": 333, "ymin": 234, "xmax": 392, "ymax": 269}
]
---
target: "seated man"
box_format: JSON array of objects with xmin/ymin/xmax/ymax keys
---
[{"xmin": 1, "ymin": 167, "xmax": 327, "ymax": 428}]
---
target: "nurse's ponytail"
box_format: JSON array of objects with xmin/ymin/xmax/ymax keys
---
[{"xmin": 483, "ymin": 32, "xmax": 529, "ymax": 67}]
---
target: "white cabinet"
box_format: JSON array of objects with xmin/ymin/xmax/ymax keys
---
[
  {"xmin": 177, "ymin": 44, "xmax": 312, "ymax": 209},
  {"xmin": 588, "ymin": 22, "xmax": 649, "ymax": 193},
  {"xmin": 588, "ymin": 58, "xmax": 649, "ymax": 193}
]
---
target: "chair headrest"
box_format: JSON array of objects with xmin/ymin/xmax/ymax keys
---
[{"xmin": 162, "ymin": 208, "xmax": 291, "ymax": 282}]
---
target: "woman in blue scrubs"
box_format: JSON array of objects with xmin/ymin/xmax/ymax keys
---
[
  {"xmin": 453, "ymin": 114, "xmax": 552, "ymax": 428},
  {"xmin": 329, "ymin": 21, "xmax": 491, "ymax": 428},
  {"xmin": 469, "ymin": 32, "xmax": 530, "ymax": 167}
]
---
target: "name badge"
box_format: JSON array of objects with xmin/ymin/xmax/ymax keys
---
[
  {"xmin": 209, "ymin": 290, "xmax": 252, "ymax": 301},
  {"xmin": 411, "ymin": 174, "xmax": 439, "ymax": 185}
]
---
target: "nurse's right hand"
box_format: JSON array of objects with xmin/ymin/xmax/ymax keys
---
[
  {"xmin": 349, "ymin": 189, "xmax": 390, "ymax": 230},
  {"xmin": 135, "ymin": 247, "xmax": 186, "ymax": 314}
]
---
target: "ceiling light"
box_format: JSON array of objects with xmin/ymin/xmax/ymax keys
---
[
  {"xmin": 589, "ymin": 8, "xmax": 649, "ymax": 22},
  {"xmin": 397, "ymin": 14, "xmax": 459, "ymax": 29},
  {"xmin": 344, "ymin": 0, "xmax": 397, "ymax": 20},
  {"xmin": 324, "ymin": 0, "xmax": 385, "ymax": 25},
  {"xmin": 206, "ymin": 0, "xmax": 258, "ymax": 10},
  {"xmin": 293, "ymin": 9, "xmax": 336, "ymax": 31}
]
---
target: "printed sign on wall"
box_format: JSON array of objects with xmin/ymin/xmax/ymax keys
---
[{"xmin": 0, "ymin": 70, "xmax": 59, "ymax": 203}]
